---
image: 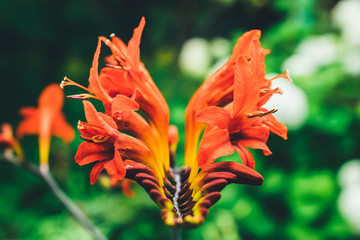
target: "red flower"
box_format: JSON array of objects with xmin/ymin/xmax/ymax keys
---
[
  {"xmin": 17, "ymin": 84, "xmax": 74, "ymax": 171},
  {"xmin": 63, "ymin": 19, "xmax": 289, "ymax": 227}
]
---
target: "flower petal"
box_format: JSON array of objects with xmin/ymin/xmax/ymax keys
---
[
  {"xmin": 90, "ymin": 161, "xmax": 108, "ymax": 185},
  {"xmin": 260, "ymin": 110, "xmax": 288, "ymax": 140},
  {"xmin": 75, "ymin": 142, "xmax": 113, "ymax": 166},
  {"xmin": 127, "ymin": 17, "xmax": 145, "ymax": 69},
  {"xmin": 196, "ymin": 106, "xmax": 231, "ymax": 129},
  {"xmin": 201, "ymin": 161, "xmax": 264, "ymax": 186},
  {"xmin": 124, "ymin": 160, "xmax": 156, "ymax": 179},
  {"xmin": 197, "ymin": 127, "xmax": 234, "ymax": 168},
  {"xmin": 239, "ymin": 125, "xmax": 269, "ymax": 143},
  {"xmin": 121, "ymin": 179, "xmax": 135, "ymax": 197},
  {"xmin": 237, "ymin": 139, "xmax": 272, "ymax": 155},
  {"xmin": 233, "ymin": 56, "xmax": 259, "ymax": 114},
  {"xmin": 230, "ymin": 30, "xmax": 262, "ymax": 63},
  {"xmin": 231, "ymin": 30, "xmax": 269, "ymax": 83},
  {"xmin": 104, "ymin": 147, "xmax": 126, "ymax": 181},
  {"xmin": 16, "ymin": 115, "xmax": 39, "ymax": 138},
  {"xmin": 111, "ymin": 94, "xmax": 139, "ymax": 119},
  {"xmin": 88, "ymin": 38, "xmax": 110, "ymax": 103},
  {"xmin": 52, "ymin": 113, "xmax": 75, "ymax": 143},
  {"xmin": 38, "ymin": 84, "xmax": 64, "ymax": 112},
  {"xmin": 83, "ymin": 100, "xmax": 117, "ymax": 132},
  {"xmin": 233, "ymin": 145, "xmax": 255, "ymax": 169},
  {"xmin": 19, "ymin": 107, "xmax": 37, "ymax": 117}
]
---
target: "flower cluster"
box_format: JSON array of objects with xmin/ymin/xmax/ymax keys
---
[{"xmin": 62, "ymin": 17, "xmax": 289, "ymax": 227}]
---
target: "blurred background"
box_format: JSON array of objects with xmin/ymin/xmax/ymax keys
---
[{"xmin": 1, "ymin": 0, "xmax": 360, "ymax": 239}]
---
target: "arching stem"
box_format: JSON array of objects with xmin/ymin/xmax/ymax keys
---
[{"xmin": 1, "ymin": 155, "xmax": 107, "ymax": 240}]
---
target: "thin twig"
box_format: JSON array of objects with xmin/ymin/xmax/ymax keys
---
[
  {"xmin": 41, "ymin": 170, "xmax": 107, "ymax": 240},
  {"xmin": 1, "ymin": 155, "xmax": 107, "ymax": 240},
  {"xmin": 1, "ymin": 154, "xmax": 42, "ymax": 177}
]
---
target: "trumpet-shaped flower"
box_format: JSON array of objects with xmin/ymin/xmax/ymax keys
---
[
  {"xmin": 17, "ymin": 84, "xmax": 75, "ymax": 171},
  {"xmin": 0, "ymin": 123, "xmax": 16, "ymax": 150},
  {"xmin": 63, "ymin": 18, "xmax": 289, "ymax": 227},
  {"xmin": 0, "ymin": 123, "xmax": 23, "ymax": 159}
]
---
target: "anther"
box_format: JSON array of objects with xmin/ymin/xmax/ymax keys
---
[
  {"xmin": 77, "ymin": 121, "xmax": 85, "ymax": 130},
  {"xmin": 115, "ymin": 57, "xmax": 127, "ymax": 70},
  {"xmin": 66, "ymin": 93, "xmax": 94, "ymax": 100},
  {"xmin": 268, "ymin": 70, "xmax": 292, "ymax": 82},
  {"xmin": 79, "ymin": 135, "xmax": 111, "ymax": 143},
  {"xmin": 92, "ymin": 135, "xmax": 111, "ymax": 143},
  {"xmin": 247, "ymin": 109, "xmax": 278, "ymax": 118},
  {"xmin": 105, "ymin": 64, "xmax": 126, "ymax": 71},
  {"xmin": 59, "ymin": 76, "xmax": 67, "ymax": 89},
  {"xmin": 60, "ymin": 77, "xmax": 92, "ymax": 95}
]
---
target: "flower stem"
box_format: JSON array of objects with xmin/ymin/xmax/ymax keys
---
[
  {"xmin": 172, "ymin": 227, "xmax": 182, "ymax": 240},
  {"xmin": 41, "ymin": 170, "xmax": 107, "ymax": 240},
  {"xmin": 1, "ymin": 155, "xmax": 107, "ymax": 240}
]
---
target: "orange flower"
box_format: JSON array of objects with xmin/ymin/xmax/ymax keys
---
[
  {"xmin": 75, "ymin": 100, "xmax": 161, "ymax": 185},
  {"xmin": 185, "ymin": 30, "xmax": 289, "ymax": 181},
  {"xmin": 0, "ymin": 123, "xmax": 16, "ymax": 150},
  {"xmin": 61, "ymin": 17, "xmax": 169, "ymax": 180},
  {"xmin": 0, "ymin": 123, "xmax": 23, "ymax": 159},
  {"xmin": 195, "ymin": 57, "xmax": 274, "ymax": 169},
  {"xmin": 64, "ymin": 19, "xmax": 288, "ymax": 227},
  {"xmin": 17, "ymin": 84, "xmax": 75, "ymax": 171}
]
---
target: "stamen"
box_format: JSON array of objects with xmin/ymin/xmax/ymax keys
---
[
  {"xmin": 268, "ymin": 70, "xmax": 292, "ymax": 82},
  {"xmin": 79, "ymin": 135, "xmax": 93, "ymax": 142},
  {"xmin": 105, "ymin": 64, "xmax": 126, "ymax": 71},
  {"xmin": 248, "ymin": 109, "xmax": 278, "ymax": 118},
  {"xmin": 92, "ymin": 135, "xmax": 111, "ymax": 143},
  {"xmin": 106, "ymin": 56, "xmax": 127, "ymax": 71},
  {"xmin": 258, "ymin": 88, "xmax": 283, "ymax": 105},
  {"xmin": 110, "ymin": 33, "xmax": 115, "ymax": 38},
  {"xmin": 77, "ymin": 121, "xmax": 85, "ymax": 130},
  {"xmin": 79, "ymin": 135, "xmax": 111, "ymax": 143},
  {"xmin": 60, "ymin": 77, "xmax": 91, "ymax": 92},
  {"xmin": 67, "ymin": 93, "xmax": 98, "ymax": 100},
  {"xmin": 260, "ymin": 88, "xmax": 283, "ymax": 95},
  {"xmin": 115, "ymin": 56, "xmax": 127, "ymax": 70}
]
